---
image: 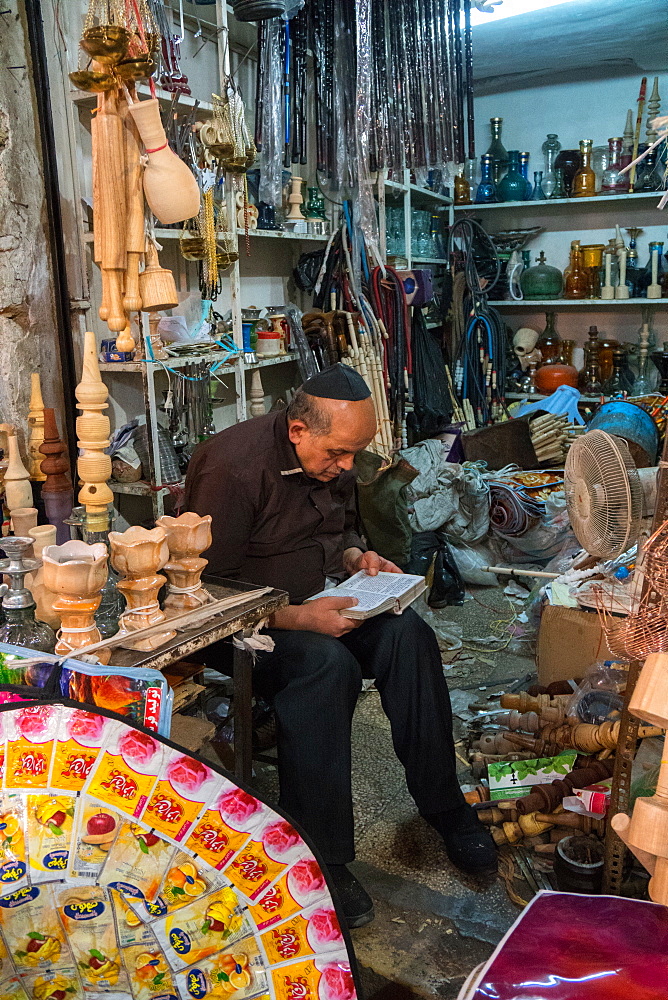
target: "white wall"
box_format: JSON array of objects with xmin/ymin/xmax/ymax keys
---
[{"xmin": 472, "ymin": 74, "xmax": 668, "ymax": 347}]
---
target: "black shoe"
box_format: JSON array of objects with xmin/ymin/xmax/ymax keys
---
[
  {"xmin": 424, "ymin": 804, "xmax": 498, "ymax": 876},
  {"xmin": 326, "ymin": 864, "xmax": 375, "ymax": 929}
]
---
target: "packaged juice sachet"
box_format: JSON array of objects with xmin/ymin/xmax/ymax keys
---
[
  {"xmin": 4, "ymin": 707, "xmax": 60, "ymax": 792},
  {"xmin": 49, "ymin": 709, "xmax": 111, "ymax": 795},
  {"xmin": 83, "ymin": 724, "xmax": 165, "ymax": 820},
  {"xmin": 25, "ymin": 793, "xmax": 76, "ymax": 883},
  {"xmin": 172, "ymin": 934, "xmax": 267, "ymax": 1000},
  {"xmin": 143, "ymin": 750, "xmax": 222, "ymax": 846},
  {"xmin": 184, "ymin": 785, "xmax": 265, "ymax": 873},
  {"xmin": 98, "ymin": 821, "xmax": 173, "ymax": 902},
  {"xmin": 57, "ymin": 886, "xmax": 131, "ymax": 995},
  {"xmin": 152, "ymin": 884, "xmax": 253, "ymax": 971}
]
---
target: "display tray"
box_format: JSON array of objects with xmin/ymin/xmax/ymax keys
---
[{"xmin": 0, "ymin": 699, "xmax": 358, "ymax": 1000}]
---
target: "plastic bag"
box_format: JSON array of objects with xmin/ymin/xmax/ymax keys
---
[
  {"xmin": 566, "ymin": 660, "xmax": 628, "ymax": 723},
  {"xmin": 449, "ymin": 540, "xmax": 498, "ymax": 586}
]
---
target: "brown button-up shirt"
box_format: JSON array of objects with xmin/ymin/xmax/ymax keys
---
[{"xmin": 183, "ymin": 410, "xmax": 366, "ymax": 603}]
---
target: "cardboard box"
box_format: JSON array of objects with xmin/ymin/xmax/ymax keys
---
[{"xmin": 536, "ymin": 604, "xmax": 614, "ymax": 685}]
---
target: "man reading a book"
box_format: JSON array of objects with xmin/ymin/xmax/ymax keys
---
[{"xmin": 185, "ymin": 363, "xmax": 496, "ymax": 927}]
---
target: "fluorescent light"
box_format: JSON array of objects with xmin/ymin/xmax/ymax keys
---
[{"xmin": 470, "ymin": 0, "xmax": 579, "ymax": 27}]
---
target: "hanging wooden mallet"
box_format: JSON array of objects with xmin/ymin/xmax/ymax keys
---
[
  {"xmin": 121, "ymin": 86, "xmax": 144, "ymax": 317},
  {"xmin": 95, "ymin": 87, "xmax": 128, "ymax": 334}
]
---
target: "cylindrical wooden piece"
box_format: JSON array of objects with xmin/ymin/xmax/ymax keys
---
[
  {"xmin": 75, "ymin": 331, "xmax": 113, "ymax": 513},
  {"xmin": 139, "ymin": 242, "xmax": 179, "ymax": 311}
]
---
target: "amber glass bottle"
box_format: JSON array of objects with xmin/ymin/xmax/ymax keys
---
[
  {"xmin": 536, "ymin": 311, "xmax": 562, "ymax": 363},
  {"xmin": 564, "ymin": 245, "xmax": 589, "ymax": 298},
  {"xmin": 572, "ymin": 139, "xmax": 596, "ymax": 198},
  {"xmin": 454, "ymin": 173, "xmax": 471, "ymax": 205}
]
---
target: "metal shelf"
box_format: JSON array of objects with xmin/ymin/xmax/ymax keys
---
[
  {"xmin": 506, "ymin": 392, "xmax": 611, "ymax": 402},
  {"xmin": 413, "ymin": 256, "xmax": 447, "ymax": 266},
  {"xmin": 489, "ymin": 298, "xmax": 665, "ymax": 307},
  {"xmin": 70, "ymin": 82, "xmax": 213, "ymax": 113},
  {"xmin": 237, "ymin": 229, "xmax": 330, "ymax": 242},
  {"xmin": 453, "ymin": 191, "xmax": 661, "ymax": 212},
  {"xmin": 99, "ymin": 353, "xmax": 298, "ymax": 374},
  {"xmin": 384, "ymin": 179, "xmax": 452, "ymax": 206}
]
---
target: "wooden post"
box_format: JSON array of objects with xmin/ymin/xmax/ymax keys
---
[
  {"xmin": 28, "ymin": 372, "xmax": 46, "ymax": 480},
  {"xmin": 75, "ymin": 330, "xmax": 113, "ymax": 518}
]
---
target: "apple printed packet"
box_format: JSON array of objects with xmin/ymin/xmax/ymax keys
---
[
  {"xmin": 184, "ymin": 784, "xmax": 266, "ymax": 872},
  {"xmin": 49, "ymin": 709, "xmax": 111, "ymax": 796},
  {"xmin": 0, "ymin": 796, "xmax": 29, "ymax": 898},
  {"xmin": 224, "ymin": 816, "xmax": 306, "ymax": 904},
  {"xmin": 4, "ymin": 706, "xmax": 60, "ymax": 792},
  {"xmin": 270, "ymin": 954, "xmax": 357, "ymax": 1000},
  {"xmin": 152, "ymin": 884, "xmax": 253, "ymax": 972},
  {"xmin": 98, "ymin": 821, "xmax": 174, "ymax": 903},
  {"xmin": 68, "ymin": 801, "xmax": 122, "ymax": 882},
  {"xmin": 25, "ymin": 792, "xmax": 76, "ymax": 883},
  {"xmin": 56, "ymin": 886, "xmax": 132, "ymax": 995},
  {"xmin": 142, "ymin": 749, "xmax": 222, "ymax": 846},
  {"xmin": 173, "ymin": 933, "xmax": 267, "ymax": 1000},
  {"xmin": 83, "ymin": 724, "xmax": 165, "ymax": 820},
  {"xmin": 248, "ymin": 853, "xmax": 331, "ymax": 931}
]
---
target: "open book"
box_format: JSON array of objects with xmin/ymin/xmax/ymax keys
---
[{"xmin": 305, "ymin": 571, "xmax": 426, "ymax": 620}]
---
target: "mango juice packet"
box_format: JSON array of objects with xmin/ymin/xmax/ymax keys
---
[
  {"xmin": 49, "ymin": 709, "xmax": 111, "ymax": 795},
  {"xmin": 0, "ymin": 884, "xmax": 75, "ymax": 975},
  {"xmin": 143, "ymin": 750, "xmax": 222, "ymax": 846},
  {"xmin": 68, "ymin": 800, "xmax": 122, "ymax": 882},
  {"xmin": 19, "ymin": 970, "xmax": 84, "ymax": 1000},
  {"xmin": 248, "ymin": 855, "xmax": 329, "ymax": 931},
  {"xmin": 98, "ymin": 821, "xmax": 174, "ymax": 903},
  {"xmin": 156, "ymin": 852, "xmax": 222, "ymax": 918},
  {"xmin": 25, "ymin": 793, "xmax": 76, "ymax": 883},
  {"xmin": 152, "ymin": 884, "xmax": 252, "ymax": 972},
  {"xmin": 120, "ymin": 939, "xmax": 178, "ymax": 1000},
  {"xmin": 270, "ymin": 954, "xmax": 357, "ymax": 1000},
  {"xmin": 184, "ymin": 784, "xmax": 265, "ymax": 872},
  {"xmin": 224, "ymin": 817, "xmax": 305, "ymax": 903},
  {"xmin": 260, "ymin": 904, "xmax": 344, "ymax": 967},
  {"xmin": 0, "ymin": 796, "xmax": 29, "ymax": 898},
  {"xmin": 173, "ymin": 934, "xmax": 267, "ymax": 1000},
  {"xmin": 83, "ymin": 724, "xmax": 165, "ymax": 820},
  {"xmin": 56, "ymin": 886, "xmax": 131, "ymax": 995},
  {"xmin": 4, "ymin": 706, "xmax": 60, "ymax": 792}
]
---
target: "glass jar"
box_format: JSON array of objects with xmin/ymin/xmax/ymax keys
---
[
  {"xmin": 564, "ymin": 245, "xmax": 589, "ymax": 299},
  {"xmin": 581, "ymin": 244, "xmax": 605, "ymax": 298},
  {"xmin": 554, "ymin": 149, "xmax": 582, "ymax": 196},
  {"xmin": 520, "ymin": 252, "xmax": 563, "ymax": 300},
  {"xmin": 531, "ymin": 171, "xmax": 546, "ymax": 201},
  {"xmin": 601, "ymin": 137, "xmax": 630, "ymax": 195},
  {"xmin": 497, "ymin": 151, "xmax": 527, "ymax": 202},
  {"xmin": 572, "ymin": 139, "xmax": 596, "ymax": 197},
  {"xmin": 537, "ymin": 310, "xmax": 562, "ymax": 363},
  {"xmin": 519, "ymin": 152, "xmax": 532, "ymax": 199},
  {"xmin": 550, "ymin": 168, "xmax": 567, "ymax": 199},
  {"xmin": 486, "ymin": 117, "xmax": 508, "ymax": 185},
  {"xmin": 591, "ymin": 145, "xmax": 609, "ymax": 193},
  {"xmin": 636, "ymin": 149, "xmax": 662, "ymax": 192},
  {"xmin": 541, "ymin": 133, "xmax": 561, "ymax": 198},
  {"xmin": 475, "ymin": 153, "xmax": 497, "ymax": 204}
]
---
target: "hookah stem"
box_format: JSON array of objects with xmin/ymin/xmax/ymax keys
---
[
  {"xmin": 425, "ymin": 0, "xmax": 439, "ymax": 166},
  {"xmin": 299, "ymin": 11, "xmax": 308, "ymax": 165},
  {"xmin": 254, "ymin": 20, "xmax": 265, "ymax": 151},
  {"xmin": 451, "ymin": 0, "xmax": 465, "ymax": 166},
  {"xmin": 310, "ymin": 3, "xmax": 325, "ymax": 173},
  {"xmin": 290, "ymin": 11, "xmax": 299, "ymax": 164},
  {"xmin": 463, "ymin": 0, "xmax": 475, "ymax": 160},
  {"xmin": 630, "ymin": 76, "xmax": 648, "ymax": 192},
  {"xmin": 283, "ymin": 18, "xmax": 291, "ymax": 168}
]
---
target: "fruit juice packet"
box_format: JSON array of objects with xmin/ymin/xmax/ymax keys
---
[
  {"xmin": 98, "ymin": 821, "xmax": 174, "ymax": 903},
  {"xmin": 49, "ymin": 708, "xmax": 111, "ymax": 795},
  {"xmin": 0, "ymin": 884, "xmax": 76, "ymax": 975},
  {"xmin": 68, "ymin": 800, "xmax": 122, "ymax": 882},
  {"xmin": 155, "ymin": 851, "xmax": 223, "ymax": 918},
  {"xmin": 56, "ymin": 886, "xmax": 132, "ymax": 996},
  {"xmin": 83, "ymin": 724, "xmax": 165, "ymax": 821},
  {"xmin": 172, "ymin": 934, "xmax": 267, "ymax": 1000},
  {"xmin": 152, "ymin": 884, "xmax": 253, "ymax": 972},
  {"xmin": 25, "ymin": 793, "xmax": 76, "ymax": 883},
  {"xmin": 0, "ymin": 979, "xmax": 29, "ymax": 1000},
  {"xmin": 270, "ymin": 954, "xmax": 357, "ymax": 1000},
  {"xmin": 121, "ymin": 937, "xmax": 179, "ymax": 1000},
  {"xmin": 19, "ymin": 970, "xmax": 84, "ymax": 1000},
  {"xmin": 0, "ymin": 796, "xmax": 29, "ymax": 898},
  {"xmin": 184, "ymin": 783, "xmax": 266, "ymax": 872},
  {"xmin": 4, "ymin": 706, "xmax": 60, "ymax": 792},
  {"xmin": 143, "ymin": 751, "xmax": 222, "ymax": 846},
  {"xmin": 224, "ymin": 816, "xmax": 305, "ymax": 904},
  {"xmin": 248, "ymin": 853, "xmax": 330, "ymax": 931},
  {"xmin": 108, "ymin": 891, "xmax": 155, "ymax": 950},
  {"xmin": 260, "ymin": 903, "xmax": 345, "ymax": 967}
]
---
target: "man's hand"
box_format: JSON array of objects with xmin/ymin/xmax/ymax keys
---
[
  {"xmin": 269, "ymin": 597, "xmax": 361, "ymax": 637},
  {"xmin": 343, "ymin": 547, "xmax": 403, "ymax": 577}
]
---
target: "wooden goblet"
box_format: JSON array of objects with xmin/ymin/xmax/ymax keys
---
[
  {"xmin": 109, "ymin": 525, "xmax": 176, "ymax": 651},
  {"xmin": 156, "ymin": 512, "xmax": 213, "ymax": 613},
  {"xmin": 41, "ymin": 540, "xmax": 110, "ymax": 664}
]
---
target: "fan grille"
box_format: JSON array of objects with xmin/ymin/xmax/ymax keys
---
[{"xmin": 564, "ymin": 430, "xmax": 643, "ymax": 558}]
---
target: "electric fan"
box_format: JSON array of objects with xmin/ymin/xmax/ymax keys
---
[{"xmin": 564, "ymin": 429, "xmax": 650, "ymax": 559}]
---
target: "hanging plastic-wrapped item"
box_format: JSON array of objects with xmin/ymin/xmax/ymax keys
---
[
  {"xmin": 353, "ymin": 0, "xmax": 382, "ymax": 271},
  {"xmin": 257, "ymin": 17, "xmax": 284, "ymax": 209}
]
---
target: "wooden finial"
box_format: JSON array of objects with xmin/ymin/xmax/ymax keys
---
[
  {"xmin": 40, "ymin": 408, "xmax": 73, "ymax": 544},
  {"xmin": 623, "ymin": 108, "xmax": 634, "ymax": 152},
  {"xmin": 646, "ymin": 76, "xmax": 661, "ymax": 142},
  {"xmin": 75, "ymin": 330, "xmax": 113, "ymax": 514},
  {"xmin": 4, "ymin": 433, "xmax": 33, "ymax": 511},
  {"xmin": 249, "ymin": 370, "xmax": 265, "ymax": 417},
  {"xmin": 28, "ymin": 372, "xmax": 46, "ymax": 481}
]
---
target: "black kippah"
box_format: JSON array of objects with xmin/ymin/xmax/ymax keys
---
[{"xmin": 302, "ymin": 363, "xmax": 371, "ymax": 401}]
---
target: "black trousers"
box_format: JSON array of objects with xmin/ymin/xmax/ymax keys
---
[{"xmin": 251, "ymin": 607, "xmax": 464, "ymax": 864}]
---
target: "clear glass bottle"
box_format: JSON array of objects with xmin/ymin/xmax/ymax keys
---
[
  {"xmin": 572, "ymin": 139, "xmax": 596, "ymax": 197},
  {"xmin": 497, "ymin": 151, "xmax": 527, "ymax": 202},
  {"xmin": 486, "ymin": 117, "xmax": 508, "ymax": 185},
  {"xmin": 541, "ymin": 133, "xmax": 561, "ymax": 197},
  {"xmin": 464, "ymin": 158, "xmax": 478, "ymax": 192},
  {"xmin": 601, "ymin": 137, "xmax": 630, "ymax": 195},
  {"xmin": 634, "ymin": 322, "xmax": 656, "ymax": 394},
  {"xmin": 0, "ymin": 537, "xmax": 56, "ymax": 652},
  {"xmin": 636, "ymin": 241, "xmax": 665, "ymax": 298},
  {"xmin": 531, "ymin": 171, "xmax": 546, "ymax": 200},
  {"xmin": 625, "ymin": 227, "xmax": 642, "ymax": 296},
  {"xmin": 71, "ymin": 508, "xmax": 122, "ymax": 639},
  {"xmin": 454, "ymin": 172, "xmax": 471, "ymax": 205},
  {"xmin": 519, "ymin": 152, "xmax": 532, "ymax": 198},
  {"xmin": 564, "ymin": 245, "xmax": 589, "ymax": 299},
  {"xmin": 591, "ymin": 145, "xmax": 609, "ymax": 193},
  {"xmin": 636, "ymin": 149, "xmax": 661, "ymax": 192},
  {"xmin": 475, "ymin": 153, "xmax": 497, "ymax": 203},
  {"xmin": 550, "ymin": 168, "xmax": 567, "ymax": 199}
]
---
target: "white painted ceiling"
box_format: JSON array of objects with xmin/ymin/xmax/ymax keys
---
[{"xmin": 473, "ymin": 0, "xmax": 666, "ymax": 94}]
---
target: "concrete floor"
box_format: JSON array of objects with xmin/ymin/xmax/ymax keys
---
[{"xmin": 251, "ymin": 583, "xmax": 538, "ymax": 1000}]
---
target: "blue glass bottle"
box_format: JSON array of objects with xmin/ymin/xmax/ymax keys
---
[
  {"xmin": 497, "ymin": 151, "xmax": 528, "ymax": 202},
  {"xmin": 519, "ymin": 152, "xmax": 532, "ymax": 198},
  {"xmin": 531, "ymin": 170, "xmax": 546, "ymax": 200},
  {"xmin": 475, "ymin": 153, "xmax": 497, "ymax": 203}
]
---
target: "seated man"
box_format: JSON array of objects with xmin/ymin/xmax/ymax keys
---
[{"xmin": 184, "ymin": 363, "xmax": 496, "ymax": 928}]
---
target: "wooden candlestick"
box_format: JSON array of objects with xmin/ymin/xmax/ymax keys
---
[
  {"xmin": 646, "ymin": 77, "xmax": 661, "ymax": 142},
  {"xmin": 156, "ymin": 512, "xmax": 213, "ymax": 613},
  {"xmin": 39, "ymin": 408, "xmax": 74, "ymax": 545},
  {"xmin": 616, "ymin": 249, "xmax": 630, "ymax": 298},
  {"xmin": 249, "ymin": 370, "xmax": 265, "ymax": 417},
  {"xmin": 109, "ymin": 525, "xmax": 177, "ymax": 651},
  {"xmin": 506, "ymin": 719, "xmax": 662, "ymax": 756},
  {"xmin": 28, "ymin": 373, "xmax": 46, "ymax": 481},
  {"xmin": 75, "ymin": 330, "xmax": 113, "ymax": 515},
  {"xmin": 0, "ymin": 423, "xmax": 13, "ymax": 494},
  {"xmin": 26, "ymin": 525, "xmax": 60, "ymax": 630},
  {"xmin": 500, "ymin": 692, "xmax": 571, "ymax": 714},
  {"xmin": 648, "ymin": 245, "xmax": 661, "ymax": 298},
  {"xmin": 601, "ymin": 250, "xmax": 614, "ymax": 300},
  {"xmin": 287, "ymin": 175, "xmax": 305, "ymax": 221},
  {"xmin": 115, "ymin": 324, "xmax": 136, "ymax": 353},
  {"xmin": 42, "ymin": 540, "xmax": 110, "ymax": 664},
  {"xmin": 4, "ymin": 433, "xmax": 33, "ymax": 511},
  {"xmin": 139, "ymin": 242, "xmax": 179, "ymax": 312},
  {"xmin": 471, "ymin": 732, "xmax": 521, "ymax": 755}
]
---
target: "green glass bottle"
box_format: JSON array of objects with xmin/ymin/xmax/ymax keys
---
[
  {"xmin": 497, "ymin": 151, "xmax": 527, "ymax": 203},
  {"xmin": 486, "ymin": 117, "xmax": 508, "ymax": 185},
  {"xmin": 520, "ymin": 252, "xmax": 563, "ymax": 300}
]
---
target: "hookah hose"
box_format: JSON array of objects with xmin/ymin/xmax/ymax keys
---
[{"xmin": 369, "ymin": 265, "xmax": 411, "ymax": 433}]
